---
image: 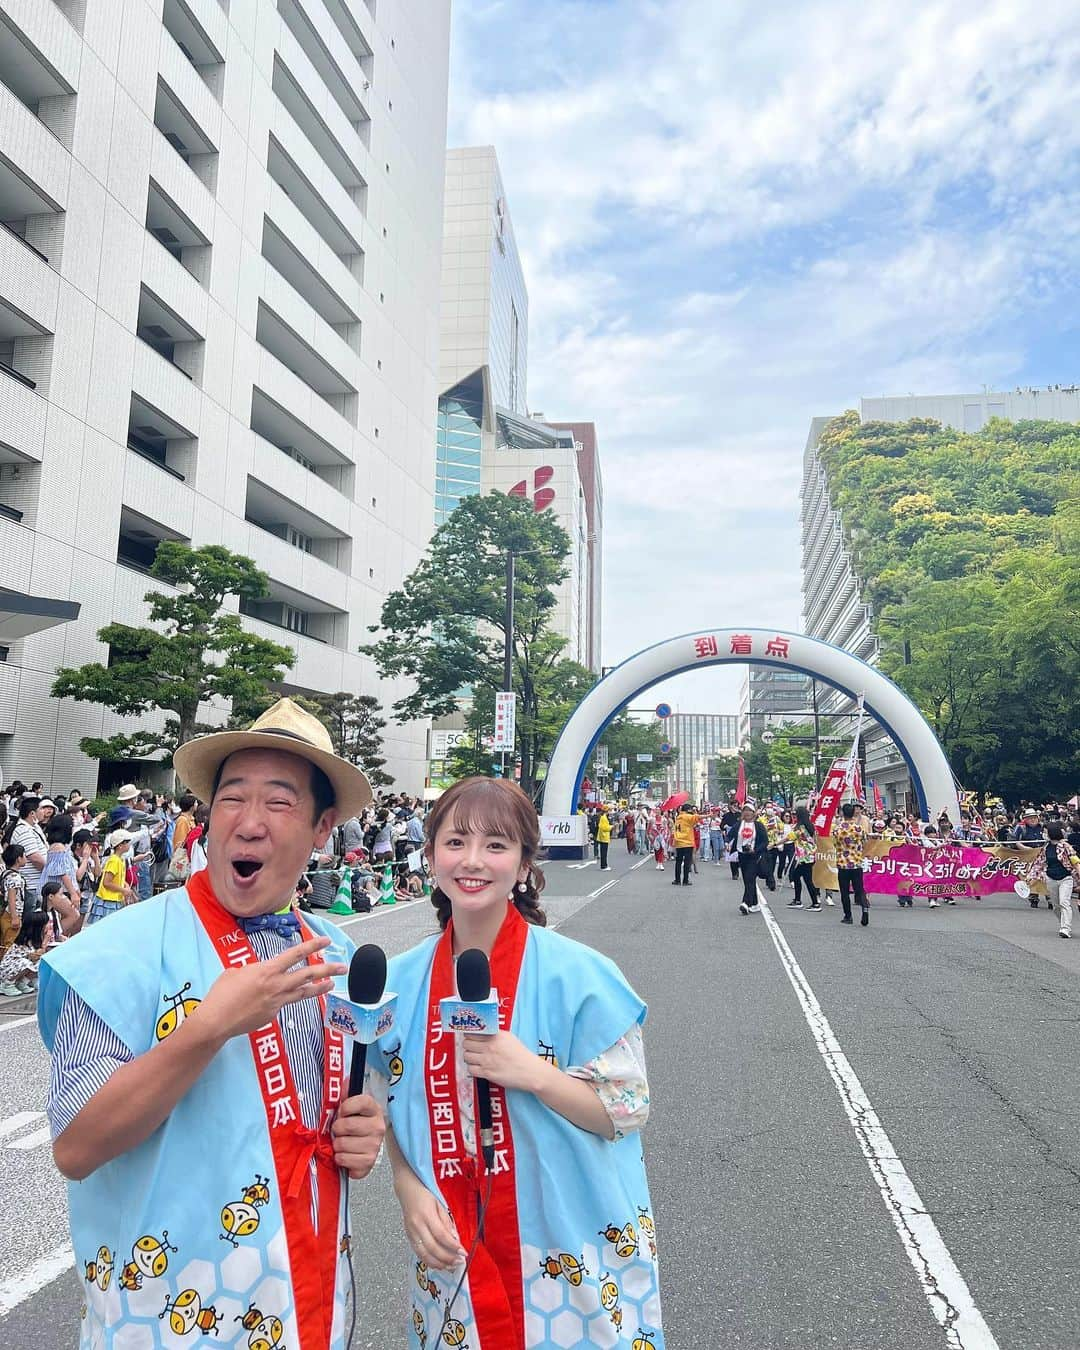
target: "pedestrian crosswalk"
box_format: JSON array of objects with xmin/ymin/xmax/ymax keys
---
[{"xmin": 0, "ymin": 1111, "xmax": 50, "ymax": 1151}]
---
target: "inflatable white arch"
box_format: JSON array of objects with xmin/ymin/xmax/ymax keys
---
[{"xmin": 542, "ymin": 627, "xmax": 956, "ymax": 823}]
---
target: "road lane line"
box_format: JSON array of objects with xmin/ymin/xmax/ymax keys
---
[
  {"xmin": 0, "ymin": 1244, "xmax": 73, "ymax": 1318},
  {"xmin": 7, "ymin": 1124, "xmax": 52, "ymax": 1151},
  {"xmin": 588, "ymin": 879, "xmax": 618, "ymax": 899},
  {"xmin": 757, "ymin": 888, "xmax": 1000, "ymax": 1350},
  {"xmin": 630, "ymin": 857, "xmax": 649, "ymax": 870},
  {"xmin": 0, "ymin": 1111, "xmax": 43, "ymax": 1141},
  {"xmin": 0, "ymin": 1014, "xmax": 35, "ymax": 1035}
]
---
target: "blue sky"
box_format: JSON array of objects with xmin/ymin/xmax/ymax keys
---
[{"xmin": 447, "ymin": 0, "xmax": 1080, "ymax": 714}]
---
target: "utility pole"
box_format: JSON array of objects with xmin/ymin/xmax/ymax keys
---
[
  {"xmin": 811, "ymin": 678, "xmax": 821, "ymax": 786},
  {"xmin": 501, "ymin": 548, "xmax": 515, "ymax": 779}
]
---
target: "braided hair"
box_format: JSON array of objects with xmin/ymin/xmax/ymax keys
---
[{"xmin": 425, "ymin": 778, "xmax": 547, "ymax": 931}]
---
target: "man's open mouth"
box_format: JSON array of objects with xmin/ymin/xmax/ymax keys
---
[{"xmin": 232, "ymin": 860, "xmax": 263, "ymax": 878}]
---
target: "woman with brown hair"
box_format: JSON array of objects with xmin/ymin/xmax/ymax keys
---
[{"xmin": 375, "ymin": 777, "xmax": 663, "ymax": 1349}]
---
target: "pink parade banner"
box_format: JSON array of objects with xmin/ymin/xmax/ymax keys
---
[
  {"xmin": 813, "ymin": 838, "xmax": 1047, "ymax": 897},
  {"xmin": 862, "ymin": 842, "xmax": 1041, "ymax": 899}
]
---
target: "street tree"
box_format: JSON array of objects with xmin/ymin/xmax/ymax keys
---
[
  {"xmin": 588, "ymin": 712, "xmax": 677, "ymax": 799},
  {"xmin": 309, "ymin": 692, "xmax": 395, "ymax": 789},
  {"xmin": 52, "ymin": 543, "xmax": 293, "ymax": 767},
  {"xmin": 361, "ymin": 493, "xmax": 586, "ymax": 795}
]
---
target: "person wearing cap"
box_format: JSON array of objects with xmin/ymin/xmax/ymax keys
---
[
  {"xmin": 85, "ymin": 828, "xmax": 136, "ymax": 924},
  {"xmin": 38, "ymin": 698, "xmax": 385, "ymax": 1350}
]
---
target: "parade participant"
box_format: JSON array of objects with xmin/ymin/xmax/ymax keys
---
[
  {"xmin": 736, "ymin": 804, "xmax": 768, "ymax": 915},
  {"xmin": 38, "ymin": 698, "xmax": 384, "ymax": 1350},
  {"xmin": 1041, "ymin": 823, "xmax": 1080, "ymax": 939},
  {"xmin": 761, "ymin": 807, "xmax": 781, "ymax": 891},
  {"xmin": 596, "ymin": 805, "xmax": 612, "ymax": 870},
  {"xmin": 671, "ymin": 802, "xmax": 700, "ymax": 886},
  {"xmin": 651, "ymin": 811, "xmax": 670, "ymax": 870},
  {"xmin": 834, "ymin": 802, "xmax": 869, "ymax": 926},
  {"xmin": 377, "ymin": 777, "xmax": 662, "ymax": 1350},
  {"xmin": 787, "ymin": 806, "xmax": 821, "ymax": 911}
]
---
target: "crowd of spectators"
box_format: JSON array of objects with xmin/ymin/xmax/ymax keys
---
[{"xmin": 0, "ymin": 778, "xmax": 431, "ymax": 998}]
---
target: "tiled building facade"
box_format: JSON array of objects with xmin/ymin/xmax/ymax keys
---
[{"xmin": 0, "ymin": 0, "xmax": 451, "ymax": 790}]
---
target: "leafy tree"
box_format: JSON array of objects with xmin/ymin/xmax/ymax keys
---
[
  {"xmin": 741, "ymin": 729, "xmax": 815, "ymax": 805},
  {"xmin": 52, "ymin": 544, "xmax": 293, "ymax": 767},
  {"xmin": 309, "ymin": 692, "xmax": 394, "ymax": 790},
  {"xmin": 818, "ymin": 412, "xmax": 1080, "ymax": 800},
  {"xmin": 588, "ymin": 712, "xmax": 677, "ymax": 799},
  {"xmin": 362, "ymin": 494, "xmax": 590, "ymax": 795}
]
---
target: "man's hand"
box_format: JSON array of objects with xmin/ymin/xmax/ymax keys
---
[
  {"xmin": 192, "ymin": 936, "xmax": 346, "ymax": 1044},
  {"xmin": 331, "ymin": 1094, "xmax": 385, "ymax": 1179},
  {"xmin": 462, "ymin": 1030, "xmax": 546, "ymax": 1094}
]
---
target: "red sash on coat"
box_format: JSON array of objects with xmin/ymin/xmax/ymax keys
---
[
  {"xmin": 425, "ymin": 904, "xmax": 529, "ymax": 1350},
  {"xmin": 187, "ymin": 871, "xmax": 346, "ymax": 1350}
]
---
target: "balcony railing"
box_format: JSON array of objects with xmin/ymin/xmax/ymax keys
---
[
  {"xmin": 0, "ymin": 360, "xmax": 35, "ymax": 390},
  {"xmin": 0, "ymin": 502, "xmax": 24, "ymax": 522},
  {"xmin": 127, "ymin": 438, "xmax": 186, "ymax": 481},
  {"xmin": 0, "ymin": 219, "xmax": 48, "ymax": 264}
]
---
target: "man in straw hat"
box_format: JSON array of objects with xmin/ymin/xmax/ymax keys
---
[{"xmin": 38, "ymin": 698, "xmax": 384, "ymax": 1349}]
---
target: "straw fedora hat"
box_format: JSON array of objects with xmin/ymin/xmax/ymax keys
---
[{"xmin": 173, "ymin": 697, "xmax": 373, "ymax": 816}]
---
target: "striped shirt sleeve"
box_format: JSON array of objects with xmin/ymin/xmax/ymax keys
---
[
  {"xmin": 47, "ymin": 987, "xmax": 134, "ymax": 1138},
  {"xmin": 45, "ymin": 928, "xmax": 332, "ymax": 1139}
]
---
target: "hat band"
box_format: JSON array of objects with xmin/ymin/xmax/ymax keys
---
[{"xmin": 251, "ymin": 727, "xmax": 323, "ymax": 750}]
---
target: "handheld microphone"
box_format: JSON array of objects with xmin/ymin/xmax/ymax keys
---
[
  {"xmin": 347, "ymin": 944, "xmax": 387, "ymax": 1097},
  {"xmin": 456, "ymin": 948, "xmax": 496, "ymax": 1171}
]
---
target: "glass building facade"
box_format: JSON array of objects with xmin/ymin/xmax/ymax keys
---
[{"xmin": 435, "ymin": 373, "xmax": 484, "ymax": 524}]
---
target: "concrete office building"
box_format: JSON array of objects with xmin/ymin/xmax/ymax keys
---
[
  {"xmin": 482, "ymin": 414, "xmax": 599, "ymax": 669},
  {"xmin": 664, "ymin": 713, "xmax": 739, "ymax": 799},
  {"xmin": 801, "ymin": 387, "xmax": 1080, "ymax": 812},
  {"xmin": 738, "ymin": 667, "xmax": 811, "ymax": 745},
  {"xmin": 435, "ymin": 145, "xmax": 527, "ymax": 526},
  {"xmin": 0, "ymin": 0, "xmax": 451, "ymax": 791},
  {"xmin": 433, "ymin": 146, "xmax": 602, "ymax": 671}
]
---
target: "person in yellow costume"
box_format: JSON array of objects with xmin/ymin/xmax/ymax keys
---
[
  {"xmin": 596, "ymin": 807, "xmax": 612, "ymax": 871},
  {"xmin": 671, "ymin": 804, "xmax": 701, "ymax": 887}
]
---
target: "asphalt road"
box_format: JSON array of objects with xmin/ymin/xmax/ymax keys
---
[{"xmin": 4, "ymin": 850, "xmax": 1080, "ymax": 1347}]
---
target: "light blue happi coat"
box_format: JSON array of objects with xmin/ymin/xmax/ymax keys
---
[
  {"xmin": 379, "ymin": 922, "xmax": 664, "ymax": 1350},
  {"xmin": 38, "ymin": 888, "xmax": 355, "ymax": 1350}
]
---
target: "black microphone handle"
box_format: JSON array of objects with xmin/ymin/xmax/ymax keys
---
[
  {"xmin": 475, "ymin": 1074, "xmax": 495, "ymax": 1170},
  {"xmin": 349, "ymin": 1039, "xmax": 368, "ymax": 1099}
]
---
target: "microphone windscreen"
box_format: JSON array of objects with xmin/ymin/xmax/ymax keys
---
[
  {"xmin": 456, "ymin": 947, "xmax": 491, "ymax": 1002},
  {"xmin": 348, "ymin": 944, "xmax": 387, "ymax": 1005}
]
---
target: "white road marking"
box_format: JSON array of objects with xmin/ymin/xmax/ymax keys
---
[
  {"xmin": 630, "ymin": 857, "xmax": 650, "ymax": 870},
  {"xmin": 0, "ymin": 1111, "xmax": 43, "ymax": 1142},
  {"xmin": 757, "ymin": 888, "xmax": 1000, "ymax": 1350},
  {"xmin": 0, "ymin": 1244, "xmax": 73, "ymax": 1318},
  {"xmin": 7, "ymin": 1124, "xmax": 53, "ymax": 1152},
  {"xmin": 588, "ymin": 879, "xmax": 618, "ymax": 899},
  {"xmin": 0, "ymin": 1014, "xmax": 35, "ymax": 1035},
  {"xmin": 568, "ymin": 860, "xmax": 597, "ymax": 870},
  {"xmin": 337, "ymin": 899, "xmax": 420, "ymax": 929}
]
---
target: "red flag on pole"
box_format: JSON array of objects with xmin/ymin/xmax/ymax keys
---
[
  {"xmin": 872, "ymin": 780, "xmax": 884, "ymax": 816},
  {"xmin": 735, "ymin": 757, "xmax": 746, "ymax": 805},
  {"xmin": 852, "ymin": 761, "xmax": 864, "ymax": 804}
]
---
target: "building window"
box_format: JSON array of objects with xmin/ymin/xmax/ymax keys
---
[
  {"xmin": 508, "ymin": 302, "xmax": 520, "ymax": 411},
  {"xmin": 286, "ymin": 525, "xmax": 313, "ymax": 553}
]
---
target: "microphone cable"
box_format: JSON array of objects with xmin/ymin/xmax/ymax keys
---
[
  {"xmin": 439, "ymin": 1168, "xmax": 494, "ymax": 1343},
  {"xmin": 344, "ymin": 1176, "xmax": 358, "ymax": 1350}
]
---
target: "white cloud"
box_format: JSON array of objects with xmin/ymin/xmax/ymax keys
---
[{"xmin": 448, "ymin": 0, "xmax": 1080, "ymax": 715}]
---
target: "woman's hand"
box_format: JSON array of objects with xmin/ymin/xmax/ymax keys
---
[
  {"xmin": 394, "ymin": 1168, "xmax": 465, "ymax": 1270},
  {"xmin": 462, "ymin": 1030, "xmax": 545, "ymax": 1094}
]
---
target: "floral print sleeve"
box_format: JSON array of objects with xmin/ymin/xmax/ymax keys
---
[{"xmin": 565, "ymin": 1022, "xmax": 650, "ymax": 1139}]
